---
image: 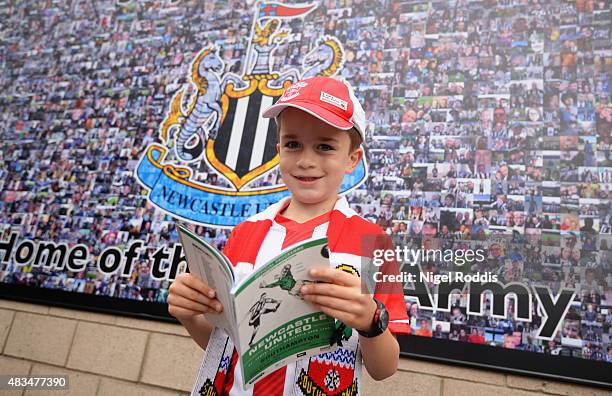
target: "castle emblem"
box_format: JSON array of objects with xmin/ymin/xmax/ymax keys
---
[{"xmin": 136, "ymin": 1, "xmax": 366, "ymax": 227}]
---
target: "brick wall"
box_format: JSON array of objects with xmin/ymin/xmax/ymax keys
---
[{"xmin": 0, "ymin": 299, "xmax": 608, "ymax": 396}]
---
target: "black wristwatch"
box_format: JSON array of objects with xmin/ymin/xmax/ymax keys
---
[{"xmin": 357, "ymin": 298, "xmax": 388, "ymax": 338}]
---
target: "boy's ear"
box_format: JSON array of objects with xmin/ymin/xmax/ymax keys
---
[
  {"xmin": 276, "ymin": 143, "xmax": 280, "ymax": 154},
  {"xmin": 345, "ymin": 147, "xmax": 363, "ymax": 174}
]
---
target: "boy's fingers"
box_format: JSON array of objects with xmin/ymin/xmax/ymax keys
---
[
  {"xmin": 303, "ymin": 294, "xmax": 359, "ymax": 314},
  {"xmin": 168, "ymin": 305, "xmax": 202, "ymax": 318},
  {"xmin": 168, "ymin": 294, "xmax": 219, "ymax": 314},
  {"xmin": 313, "ymin": 304, "xmax": 353, "ymax": 325},
  {"xmin": 300, "ymin": 283, "xmax": 355, "ymax": 300},
  {"xmin": 174, "ymin": 283, "xmax": 221, "ymax": 310},
  {"xmin": 168, "ymin": 295, "xmax": 210, "ymax": 312},
  {"xmin": 183, "ymin": 275, "xmax": 216, "ymax": 298},
  {"xmin": 308, "ymin": 268, "xmax": 359, "ymax": 286}
]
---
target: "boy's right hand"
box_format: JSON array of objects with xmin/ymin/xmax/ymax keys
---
[{"xmin": 167, "ymin": 273, "xmax": 223, "ymax": 322}]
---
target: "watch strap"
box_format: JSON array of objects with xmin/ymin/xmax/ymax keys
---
[{"xmin": 357, "ymin": 297, "xmax": 388, "ymax": 338}]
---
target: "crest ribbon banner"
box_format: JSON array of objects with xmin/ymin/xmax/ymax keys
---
[{"xmin": 137, "ymin": 144, "xmax": 366, "ymax": 226}]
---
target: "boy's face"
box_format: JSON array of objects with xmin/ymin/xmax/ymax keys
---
[{"xmin": 277, "ymin": 108, "xmax": 362, "ymax": 208}]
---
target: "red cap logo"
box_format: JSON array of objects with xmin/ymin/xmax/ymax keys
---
[{"xmin": 279, "ymin": 81, "xmax": 308, "ymax": 102}]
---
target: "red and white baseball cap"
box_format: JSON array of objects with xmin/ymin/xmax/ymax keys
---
[{"xmin": 262, "ymin": 76, "xmax": 366, "ymax": 141}]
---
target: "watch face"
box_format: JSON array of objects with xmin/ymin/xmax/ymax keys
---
[
  {"xmin": 379, "ymin": 306, "xmax": 389, "ymax": 330},
  {"xmin": 359, "ymin": 299, "xmax": 389, "ymax": 337}
]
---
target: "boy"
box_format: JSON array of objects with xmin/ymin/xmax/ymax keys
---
[{"xmin": 168, "ymin": 76, "xmax": 409, "ymax": 395}]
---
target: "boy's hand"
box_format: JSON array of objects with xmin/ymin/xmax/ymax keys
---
[
  {"xmin": 300, "ymin": 268, "xmax": 377, "ymax": 333},
  {"xmin": 168, "ymin": 273, "xmax": 223, "ymax": 323}
]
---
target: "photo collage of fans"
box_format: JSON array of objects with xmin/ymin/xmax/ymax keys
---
[{"xmin": 0, "ymin": 1, "xmax": 610, "ymax": 363}]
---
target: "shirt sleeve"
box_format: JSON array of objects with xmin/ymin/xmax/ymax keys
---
[
  {"xmin": 222, "ymin": 225, "xmax": 240, "ymax": 264},
  {"xmin": 370, "ymin": 232, "xmax": 410, "ymax": 335}
]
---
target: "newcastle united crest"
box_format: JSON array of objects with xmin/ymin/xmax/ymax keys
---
[{"xmin": 136, "ymin": 1, "xmax": 367, "ymax": 227}]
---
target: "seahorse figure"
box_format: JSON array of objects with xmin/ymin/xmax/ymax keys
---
[
  {"xmin": 161, "ymin": 47, "xmax": 224, "ymax": 162},
  {"xmin": 301, "ymin": 36, "xmax": 344, "ymax": 79}
]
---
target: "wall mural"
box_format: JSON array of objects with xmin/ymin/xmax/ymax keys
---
[{"xmin": 0, "ymin": 0, "xmax": 610, "ymax": 385}]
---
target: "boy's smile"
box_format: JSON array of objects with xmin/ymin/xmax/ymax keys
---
[
  {"xmin": 294, "ymin": 175, "xmax": 323, "ymax": 183},
  {"xmin": 277, "ymin": 107, "xmax": 362, "ymax": 220}
]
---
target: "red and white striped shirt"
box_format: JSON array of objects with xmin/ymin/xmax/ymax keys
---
[{"xmin": 191, "ymin": 196, "xmax": 409, "ymax": 396}]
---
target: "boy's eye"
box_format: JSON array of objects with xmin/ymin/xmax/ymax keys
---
[
  {"xmin": 317, "ymin": 144, "xmax": 335, "ymax": 151},
  {"xmin": 284, "ymin": 141, "xmax": 300, "ymax": 149}
]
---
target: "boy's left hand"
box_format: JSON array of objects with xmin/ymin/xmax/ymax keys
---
[{"xmin": 300, "ymin": 267, "xmax": 377, "ymax": 333}]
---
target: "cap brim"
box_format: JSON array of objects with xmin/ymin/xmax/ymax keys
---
[{"xmin": 262, "ymin": 101, "xmax": 354, "ymax": 131}]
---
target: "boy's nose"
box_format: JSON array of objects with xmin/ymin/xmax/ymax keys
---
[{"xmin": 296, "ymin": 149, "xmax": 316, "ymax": 168}]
